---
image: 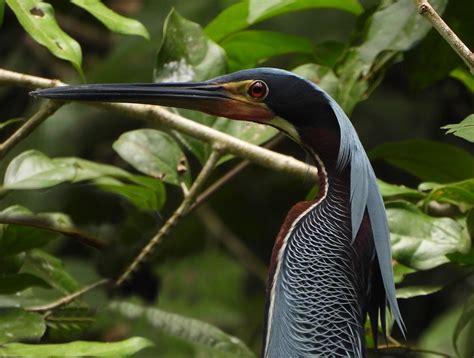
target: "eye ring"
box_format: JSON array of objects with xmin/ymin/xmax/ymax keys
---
[{"xmin": 247, "ymin": 80, "xmax": 268, "ymax": 100}]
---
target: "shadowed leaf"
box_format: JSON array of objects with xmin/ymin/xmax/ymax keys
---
[
  {"xmin": 0, "ymin": 273, "xmax": 50, "ymax": 294},
  {"xmin": 396, "ymin": 285, "xmax": 442, "ymax": 299}
]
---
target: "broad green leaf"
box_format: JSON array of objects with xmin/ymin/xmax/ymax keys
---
[
  {"xmin": 71, "ymin": 0, "xmax": 149, "ymax": 39},
  {"xmin": 0, "ymin": 337, "xmax": 153, "ymax": 356},
  {"xmin": 453, "ymin": 295, "xmax": 474, "ymax": 356},
  {"xmin": 0, "ymin": 253, "xmax": 25, "ymax": 275},
  {"xmin": 392, "ymin": 262, "xmax": 415, "ymax": 284},
  {"xmin": 248, "ymin": 0, "xmax": 363, "ymax": 23},
  {"xmin": 451, "ymin": 67, "xmax": 474, "ymax": 93},
  {"xmin": 3, "ymin": 150, "xmax": 133, "ymax": 190},
  {"xmin": 6, "ymin": 0, "xmax": 82, "ymax": 73},
  {"xmin": 424, "ymin": 179, "xmax": 474, "ymax": 207},
  {"xmin": 388, "ymin": 201, "xmax": 470, "ymax": 270},
  {"xmin": 155, "ymin": 9, "xmax": 276, "ymax": 164},
  {"xmin": 378, "ymin": 179, "xmax": 425, "ymax": 200},
  {"xmin": 24, "ymin": 249, "xmax": 80, "ymax": 294},
  {"xmin": 369, "ymin": 140, "xmax": 474, "ymax": 183},
  {"xmin": 206, "ymin": 0, "xmax": 362, "ymax": 42},
  {"xmin": 292, "ymin": 63, "xmax": 339, "ymax": 99},
  {"xmin": 113, "ymin": 129, "xmax": 190, "ymax": 186},
  {"xmin": 358, "ymin": 0, "xmax": 447, "ymax": 66},
  {"xmin": 396, "ymin": 285, "xmax": 442, "ymax": 299},
  {"xmin": 0, "ymin": 117, "xmax": 24, "ymax": 130},
  {"xmin": 97, "ymin": 182, "xmax": 164, "ymax": 211},
  {"xmin": 313, "ymin": 41, "xmax": 347, "ymax": 68},
  {"xmin": 221, "ymin": 30, "xmax": 313, "ymax": 71},
  {"xmin": 0, "ymin": 206, "xmax": 70, "ymax": 257},
  {"xmin": 442, "ymin": 114, "xmax": 474, "ymax": 143},
  {"xmin": 0, "ymin": 273, "xmax": 50, "ymax": 294},
  {"xmin": 0, "ymin": 308, "xmax": 45, "ymax": 344},
  {"xmin": 109, "ymin": 301, "xmax": 255, "ymax": 357},
  {"xmin": 0, "ymin": 205, "xmax": 102, "ymax": 254},
  {"xmin": 448, "ymin": 210, "xmax": 474, "ymax": 265}
]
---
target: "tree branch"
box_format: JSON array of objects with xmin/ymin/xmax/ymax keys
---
[
  {"xmin": 26, "ymin": 279, "xmax": 110, "ymax": 312},
  {"xmin": 0, "ymin": 68, "xmax": 318, "ymax": 181},
  {"xmin": 0, "ymin": 100, "xmax": 63, "ymax": 160},
  {"xmin": 115, "ymin": 148, "xmax": 222, "ymax": 287},
  {"xmin": 415, "ymin": 0, "xmax": 474, "ymax": 74}
]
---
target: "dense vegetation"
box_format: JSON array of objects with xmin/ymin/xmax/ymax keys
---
[{"xmin": 0, "ymin": 0, "xmax": 473, "ymax": 356}]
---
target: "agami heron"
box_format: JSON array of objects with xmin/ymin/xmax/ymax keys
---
[{"xmin": 32, "ymin": 68, "xmax": 405, "ymax": 357}]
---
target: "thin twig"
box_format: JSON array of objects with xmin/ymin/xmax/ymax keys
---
[
  {"xmin": 198, "ymin": 206, "xmax": 268, "ymax": 282},
  {"xmin": 0, "ymin": 100, "xmax": 63, "ymax": 160},
  {"xmin": 115, "ymin": 148, "xmax": 223, "ymax": 287},
  {"xmin": 26, "ymin": 279, "xmax": 110, "ymax": 312},
  {"xmin": 415, "ymin": 0, "xmax": 474, "ymax": 74},
  {"xmin": 379, "ymin": 344, "xmax": 451, "ymax": 357},
  {"xmin": 0, "ymin": 68, "xmax": 318, "ymax": 181}
]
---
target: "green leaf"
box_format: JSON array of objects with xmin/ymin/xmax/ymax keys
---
[
  {"xmin": 46, "ymin": 307, "xmax": 95, "ymax": 341},
  {"xmin": 155, "ymin": 9, "xmax": 276, "ymax": 164},
  {"xmin": 392, "ymin": 262, "xmax": 415, "ymax": 284},
  {"xmin": 378, "ymin": 179, "xmax": 425, "ymax": 200},
  {"xmin": 71, "ymin": 0, "xmax": 149, "ymax": 39},
  {"xmin": 451, "ymin": 67, "xmax": 474, "ymax": 93},
  {"xmin": 0, "ymin": 308, "xmax": 45, "ymax": 344},
  {"xmin": 0, "ymin": 337, "xmax": 153, "ymax": 356},
  {"xmin": 6, "ymin": 0, "xmax": 82, "ymax": 73},
  {"xmin": 448, "ymin": 209, "xmax": 474, "ymax": 265},
  {"xmin": 113, "ymin": 129, "xmax": 190, "ymax": 186},
  {"xmin": 221, "ymin": 30, "xmax": 313, "ymax": 71},
  {"xmin": 97, "ymin": 182, "xmax": 165, "ymax": 211},
  {"xmin": 0, "ymin": 0, "xmax": 4, "ymax": 27},
  {"xmin": 248, "ymin": 0, "xmax": 363, "ymax": 23},
  {"xmin": 0, "ymin": 253, "xmax": 25, "ymax": 275},
  {"xmin": 453, "ymin": 295, "xmax": 474, "ymax": 357},
  {"xmin": 2, "ymin": 150, "xmax": 133, "ymax": 190},
  {"xmin": 369, "ymin": 140, "xmax": 474, "ymax": 183},
  {"xmin": 0, "ymin": 205, "xmax": 102, "ymax": 254},
  {"xmin": 292, "ymin": 63, "xmax": 339, "ymax": 99},
  {"xmin": 109, "ymin": 301, "xmax": 255, "ymax": 357},
  {"xmin": 424, "ymin": 179, "xmax": 474, "ymax": 207},
  {"xmin": 0, "ymin": 118, "xmax": 24, "ymax": 130},
  {"xmin": 442, "ymin": 114, "xmax": 474, "ymax": 143},
  {"xmin": 0, "ymin": 273, "xmax": 50, "ymax": 294},
  {"xmin": 388, "ymin": 201, "xmax": 470, "ymax": 270},
  {"xmin": 396, "ymin": 285, "xmax": 442, "ymax": 299},
  {"xmin": 24, "ymin": 249, "xmax": 80, "ymax": 294},
  {"xmin": 206, "ymin": 0, "xmax": 362, "ymax": 42},
  {"xmin": 313, "ymin": 41, "xmax": 347, "ymax": 68},
  {"xmin": 358, "ymin": 0, "xmax": 447, "ymax": 66},
  {"xmin": 0, "ymin": 206, "xmax": 71, "ymax": 257}
]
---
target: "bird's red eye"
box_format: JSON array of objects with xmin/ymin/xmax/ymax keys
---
[{"xmin": 247, "ymin": 80, "xmax": 268, "ymax": 99}]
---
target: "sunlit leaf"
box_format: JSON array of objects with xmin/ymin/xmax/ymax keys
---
[
  {"xmin": 378, "ymin": 179, "xmax": 425, "ymax": 200},
  {"xmin": 24, "ymin": 249, "xmax": 80, "ymax": 294},
  {"xmin": 451, "ymin": 67, "xmax": 474, "ymax": 93},
  {"xmin": 6, "ymin": 0, "xmax": 83, "ymax": 73},
  {"xmin": 0, "ymin": 337, "xmax": 153, "ymax": 356},
  {"xmin": 0, "ymin": 308, "xmax": 45, "ymax": 344},
  {"xmin": 424, "ymin": 179, "xmax": 474, "ymax": 207},
  {"xmin": 442, "ymin": 114, "xmax": 474, "ymax": 143},
  {"xmin": 0, "ymin": 272, "xmax": 50, "ymax": 294},
  {"xmin": 113, "ymin": 129, "xmax": 190, "ymax": 186},
  {"xmin": 221, "ymin": 30, "xmax": 313, "ymax": 71},
  {"xmin": 71, "ymin": 0, "xmax": 149, "ymax": 39},
  {"xmin": 453, "ymin": 295, "xmax": 474, "ymax": 357},
  {"xmin": 388, "ymin": 201, "xmax": 470, "ymax": 270},
  {"xmin": 369, "ymin": 140, "xmax": 474, "ymax": 183},
  {"xmin": 206, "ymin": 0, "xmax": 362, "ymax": 42},
  {"xmin": 392, "ymin": 262, "xmax": 415, "ymax": 284},
  {"xmin": 109, "ymin": 301, "xmax": 256, "ymax": 357},
  {"xmin": 396, "ymin": 285, "xmax": 442, "ymax": 299}
]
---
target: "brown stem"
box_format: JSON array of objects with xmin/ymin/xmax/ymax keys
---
[{"xmin": 115, "ymin": 149, "xmax": 222, "ymax": 287}]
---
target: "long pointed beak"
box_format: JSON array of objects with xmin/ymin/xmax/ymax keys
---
[{"xmin": 30, "ymin": 82, "xmax": 273, "ymax": 121}]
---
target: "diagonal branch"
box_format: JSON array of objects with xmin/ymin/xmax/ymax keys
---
[
  {"xmin": 0, "ymin": 68, "xmax": 318, "ymax": 181},
  {"xmin": 415, "ymin": 0, "xmax": 474, "ymax": 74},
  {"xmin": 115, "ymin": 148, "xmax": 223, "ymax": 287}
]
